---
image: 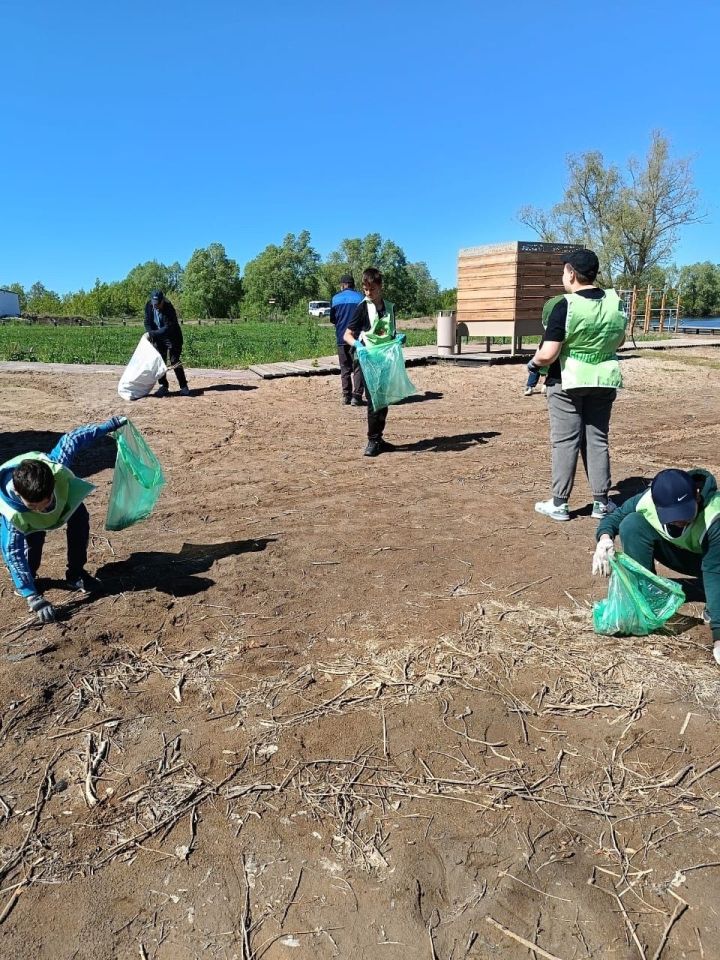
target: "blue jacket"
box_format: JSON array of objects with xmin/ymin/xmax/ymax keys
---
[
  {"xmin": 0, "ymin": 418, "xmax": 122, "ymax": 598},
  {"xmin": 330, "ymin": 289, "xmax": 364, "ymax": 344}
]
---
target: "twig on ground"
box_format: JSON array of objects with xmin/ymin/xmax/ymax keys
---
[{"xmin": 485, "ymin": 916, "xmax": 567, "ymax": 960}]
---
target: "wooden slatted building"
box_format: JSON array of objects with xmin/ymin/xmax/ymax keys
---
[{"xmin": 456, "ymin": 240, "xmax": 583, "ymax": 353}]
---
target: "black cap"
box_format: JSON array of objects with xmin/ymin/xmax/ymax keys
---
[
  {"xmin": 651, "ymin": 469, "xmax": 698, "ymax": 524},
  {"xmin": 562, "ymin": 249, "xmax": 600, "ymax": 281},
  {"xmin": 150, "ymin": 290, "xmax": 164, "ymax": 302},
  {"xmin": 339, "ymin": 274, "xmax": 355, "ymax": 288}
]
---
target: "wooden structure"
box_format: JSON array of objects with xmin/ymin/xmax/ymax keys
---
[
  {"xmin": 619, "ymin": 286, "xmax": 682, "ymax": 334},
  {"xmin": 456, "ymin": 241, "xmax": 583, "ymax": 354}
]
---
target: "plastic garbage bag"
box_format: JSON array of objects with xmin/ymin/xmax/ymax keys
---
[
  {"xmin": 105, "ymin": 420, "xmax": 165, "ymax": 531},
  {"xmin": 357, "ymin": 338, "xmax": 417, "ymax": 409},
  {"xmin": 592, "ymin": 552, "xmax": 685, "ymax": 636},
  {"xmin": 118, "ymin": 335, "xmax": 167, "ymax": 401}
]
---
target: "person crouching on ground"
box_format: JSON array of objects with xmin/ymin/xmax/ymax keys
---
[
  {"xmin": 331, "ymin": 273, "xmax": 365, "ymax": 406},
  {"xmin": 0, "ymin": 416, "xmax": 126, "ymax": 624},
  {"xmin": 144, "ymin": 290, "xmax": 191, "ymax": 397},
  {"xmin": 531, "ymin": 249, "xmax": 626, "ymax": 522},
  {"xmin": 343, "ymin": 267, "xmax": 395, "ymax": 457},
  {"xmin": 592, "ymin": 467, "xmax": 720, "ymax": 664}
]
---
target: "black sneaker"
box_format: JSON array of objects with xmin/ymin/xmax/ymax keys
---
[
  {"xmin": 154, "ymin": 385, "xmax": 170, "ymax": 398},
  {"xmin": 364, "ymin": 440, "xmax": 381, "ymax": 457},
  {"xmin": 66, "ymin": 571, "xmax": 101, "ymax": 594},
  {"xmin": 342, "ymin": 395, "xmax": 352, "ymax": 405},
  {"xmin": 350, "ymin": 397, "xmax": 366, "ymax": 407}
]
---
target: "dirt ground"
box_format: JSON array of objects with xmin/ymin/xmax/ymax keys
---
[{"xmin": 1, "ymin": 347, "xmax": 720, "ymax": 960}]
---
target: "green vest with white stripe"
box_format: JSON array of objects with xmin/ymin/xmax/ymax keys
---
[
  {"xmin": 559, "ymin": 289, "xmax": 626, "ymax": 390},
  {"xmin": 636, "ymin": 489, "xmax": 720, "ymax": 554},
  {"xmin": 0, "ymin": 453, "xmax": 94, "ymax": 535}
]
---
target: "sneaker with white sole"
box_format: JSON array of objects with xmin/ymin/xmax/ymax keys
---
[
  {"xmin": 523, "ymin": 387, "xmax": 534, "ymax": 397},
  {"xmin": 713, "ymin": 641, "xmax": 720, "ymax": 666},
  {"xmin": 703, "ymin": 607, "xmax": 711, "ymax": 625},
  {"xmin": 534, "ymin": 498, "xmax": 570, "ymax": 521},
  {"xmin": 591, "ymin": 500, "xmax": 617, "ymax": 520}
]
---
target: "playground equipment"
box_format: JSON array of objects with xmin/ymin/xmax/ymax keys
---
[{"xmin": 618, "ymin": 286, "xmax": 682, "ymax": 335}]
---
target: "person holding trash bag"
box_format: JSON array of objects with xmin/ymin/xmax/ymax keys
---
[
  {"xmin": 144, "ymin": 290, "xmax": 191, "ymax": 397},
  {"xmin": 0, "ymin": 417, "xmax": 127, "ymax": 624},
  {"xmin": 593, "ymin": 467, "xmax": 720, "ymax": 663},
  {"xmin": 331, "ymin": 273, "xmax": 365, "ymax": 406},
  {"xmin": 344, "ymin": 268, "xmax": 398, "ymax": 457},
  {"xmin": 530, "ymin": 250, "xmax": 626, "ymax": 522}
]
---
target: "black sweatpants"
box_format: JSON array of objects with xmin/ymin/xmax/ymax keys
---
[
  {"xmin": 26, "ymin": 502, "xmax": 90, "ymax": 581},
  {"xmin": 337, "ymin": 344, "xmax": 365, "ymax": 400},
  {"xmin": 155, "ymin": 339, "xmax": 188, "ymax": 390}
]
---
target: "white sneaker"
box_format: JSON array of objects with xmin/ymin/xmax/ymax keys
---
[
  {"xmin": 591, "ymin": 500, "xmax": 617, "ymax": 520},
  {"xmin": 535, "ymin": 499, "xmax": 570, "ymax": 522},
  {"xmin": 703, "ymin": 607, "xmax": 711, "ymax": 625},
  {"xmin": 540, "ymin": 384, "xmax": 547, "ymax": 395},
  {"xmin": 713, "ymin": 641, "xmax": 720, "ymax": 666},
  {"xmin": 523, "ymin": 387, "xmax": 534, "ymax": 397}
]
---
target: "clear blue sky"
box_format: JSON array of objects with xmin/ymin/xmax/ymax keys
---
[{"xmin": 2, "ymin": 0, "xmax": 718, "ymax": 293}]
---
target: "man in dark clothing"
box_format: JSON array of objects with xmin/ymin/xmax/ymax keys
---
[
  {"xmin": 143, "ymin": 290, "xmax": 190, "ymax": 397},
  {"xmin": 330, "ymin": 274, "xmax": 365, "ymax": 405},
  {"xmin": 592, "ymin": 467, "xmax": 720, "ymax": 664},
  {"xmin": 343, "ymin": 267, "xmax": 396, "ymax": 457}
]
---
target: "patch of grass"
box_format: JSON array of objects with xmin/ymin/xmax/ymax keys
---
[
  {"xmin": 652, "ymin": 350, "xmax": 720, "ymax": 370},
  {"xmin": 0, "ymin": 322, "xmax": 438, "ymax": 368}
]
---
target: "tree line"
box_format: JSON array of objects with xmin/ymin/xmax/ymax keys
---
[{"xmin": 3, "ymin": 233, "xmax": 457, "ymax": 321}]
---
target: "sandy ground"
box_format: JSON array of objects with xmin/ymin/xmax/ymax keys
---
[{"xmin": 1, "ymin": 347, "xmax": 720, "ymax": 960}]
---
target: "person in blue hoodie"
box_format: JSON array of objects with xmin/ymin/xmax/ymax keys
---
[
  {"xmin": 0, "ymin": 416, "xmax": 126, "ymax": 624},
  {"xmin": 330, "ymin": 274, "xmax": 365, "ymax": 405}
]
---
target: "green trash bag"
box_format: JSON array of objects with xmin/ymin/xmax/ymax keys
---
[
  {"xmin": 364, "ymin": 309, "xmax": 396, "ymax": 346},
  {"xmin": 592, "ymin": 552, "xmax": 686, "ymax": 636},
  {"xmin": 105, "ymin": 420, "xmax": 165, "ymax": 531},
  {"xmin": 357, "ymin": 338, "xmax": 417, "ymax": 409}
]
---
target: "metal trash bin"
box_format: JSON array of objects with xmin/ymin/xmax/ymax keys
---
[{"xmin": 436, "ymin": 310, "xmax": 457, "ymax": 355}]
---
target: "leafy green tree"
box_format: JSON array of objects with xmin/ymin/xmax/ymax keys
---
[
  {"xmin": 326, "ymin": 234, "xmax": 433, "ymax": 312},
  {"xmin": 435, "ymin": 287, "xmax": 457, "ymax": 311},
  {"xmin": 405, "ymin": 262, "xmax": 440, "ymax": 315},
  {"xmin": 26, "ymin": 282, "xmax": 63, "ymax": 314},
  {"xmin": 181, "ymin": 243, "xmax": 242, "ymax": 318},
  {"xmin": 124, "ymin": 260, "xmax": 183, "ymax": 314},
  {"xmin": 678, "ymin": 262, "xmax": 720, "ymax": 317},
  {"xmin": 243, "ymin": 231, "xmax": 320, "ymax": 312},
  {"xmin": 519, "ymin": 132, "xmax": 703, "ymax": 285}
]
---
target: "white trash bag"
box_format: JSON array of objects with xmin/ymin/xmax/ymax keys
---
[{"xmin": 118, "ymin": 335, "xmax": 167, "ymax": 401}]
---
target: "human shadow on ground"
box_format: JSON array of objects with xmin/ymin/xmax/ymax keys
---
[
  {"xmin": 94, "ymin": 537, "xmax": 275, "ymax": 597},
  {"xmin": 0, "ymin": 430, "xmax": 117, "ymax": 479},
  {"xmin": 395, "ymin": 390, "xmax": 444, "ymax": 405},
  {"xmin": 384, "ymin": 431, "xmax": 500, "ymax": 453},
  {"xmin": 189, "ymin": 384, "xmax": 259, "ymax": 395},
  {"xmin": 614, "ymin": 475, "xmax": 650, "ymax": 505}
]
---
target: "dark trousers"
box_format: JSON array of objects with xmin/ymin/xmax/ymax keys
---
[
  {"xmin": 156, "ymin": 340, "xmax": 188, "ymax": 390},
  {"xmin": 26, "ymin": 503, "xmax": 90, "ymax": 580},
  {"xmin": 337, "ymin": 345, "xmax": 365, "ymax": 399},
  {"xmin": 367, "ymin": 399, "xmax": 388, "ymax": 441}
]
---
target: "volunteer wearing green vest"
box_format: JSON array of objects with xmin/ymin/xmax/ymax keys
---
[
  {"xmin": 528, "ymin": 249, "xmax": 626, "ymax": 522},
  {"xmin": 593, "ymin": 468, "xmax": 720, "ymax": 664},
  {"xmin": 0, "ymin": 416, "xmax": 126, "ymax": 624}
]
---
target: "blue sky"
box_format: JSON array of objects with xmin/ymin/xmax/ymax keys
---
[{"xmin": 2, "ymin": 0, "xmax": 718, "ymax": 293}]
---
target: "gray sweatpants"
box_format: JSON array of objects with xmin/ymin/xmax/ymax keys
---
[{"xmin": 546, "ymin": 383, "xmax": 616, "ymax": 501}]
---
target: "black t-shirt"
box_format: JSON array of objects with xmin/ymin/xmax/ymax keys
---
[{"xmin": 544, "ymin": 288, "xmax": 607, "ymax": 381}]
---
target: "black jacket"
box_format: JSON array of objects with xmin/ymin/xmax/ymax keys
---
[{"xmin": 144, "ymin": 299, "xmax": 182, "ymax": 346}]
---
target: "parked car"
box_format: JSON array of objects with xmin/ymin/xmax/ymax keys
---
[{"xmin": 308, "ymin": 300, "xmax": 331, "ymax": 318}]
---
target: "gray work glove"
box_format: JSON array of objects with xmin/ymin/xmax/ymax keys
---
[{"xmin": 27, "ymin": 594, "xmax": 57, "ymax": 624}]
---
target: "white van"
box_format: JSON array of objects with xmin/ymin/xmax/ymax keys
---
[{"xmin": 308, "ymin": 300, "xmax": 331, "ymax": 318}]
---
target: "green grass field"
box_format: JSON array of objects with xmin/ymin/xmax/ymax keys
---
[{"xmin": 0, "ymin": 322, "xmax": 438, "ymax": 368}]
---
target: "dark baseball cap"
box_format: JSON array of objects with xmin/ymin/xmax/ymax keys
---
[
  {"xmin": 651, "ymin": 468, "xmax": 698, "ymax": 524},
  {"xmin": 150, "ymin": 290, "xmax": 164, "ymax": 302},
  {"xmin": 562, "ymin": 249, "xmax": 599, "ymax": 281},
  {"xmin": 339, "ymin": 274, "xmax": 355, "ymax": 287}
]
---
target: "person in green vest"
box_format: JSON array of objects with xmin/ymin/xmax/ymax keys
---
[
  {"xmin": 528, "ymin": 249, "xmax": 626, "ymax": 522},
  {"xmin": 593, "ymin": 468, "xmax": 720, "ymax": 663},
  {"xmin": 0, "ymin": 416, "xmax": 126, "ymax": 624}
]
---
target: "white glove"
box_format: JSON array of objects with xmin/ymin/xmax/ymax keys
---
[{"xmin": 592, "ymin": 537, "xmax": 615, "ymax": 577}]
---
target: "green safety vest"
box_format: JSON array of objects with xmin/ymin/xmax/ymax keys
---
[
  {"xmin": 364, "ymin": 301, "xmax": 396, "ymax": 346},
  {"xmin": 636, "ymin": 489, "xmax": 720, "ymax": 554},
  {"xmin": 0, "ymin": 453, "xmax": 95, "ymax": 535},
  {"xmin": 559, "ymin": 289, "xmax": 626, "ymax": 390}
]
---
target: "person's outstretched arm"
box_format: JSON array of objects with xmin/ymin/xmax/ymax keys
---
[{"xmin": 48, "ymin": 416, "xmax": 127, "ymax": 468}]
